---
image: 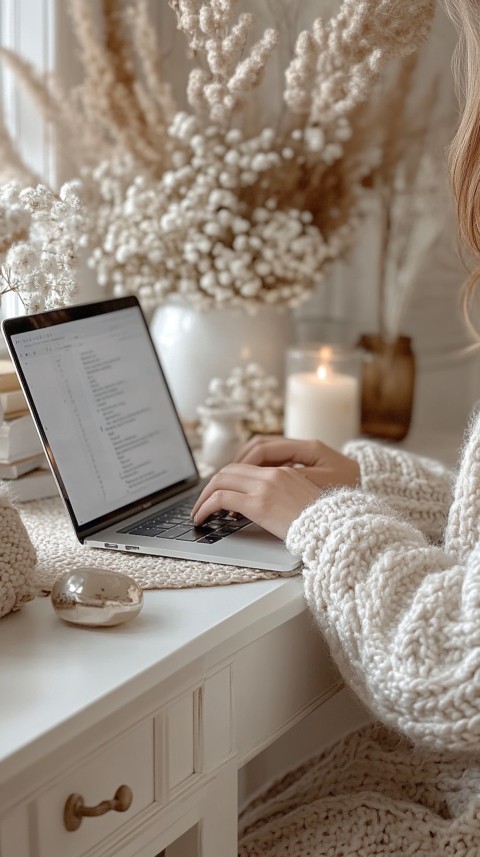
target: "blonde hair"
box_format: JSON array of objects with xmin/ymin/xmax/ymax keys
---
[{"xmin": 444, "ymin": 0, "xmax": 480, "ymax": 333}]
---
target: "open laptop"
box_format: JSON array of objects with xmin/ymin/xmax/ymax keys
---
[{"xmin": 2, "ymin": 296, "xmax": 300, "ymax": 573}]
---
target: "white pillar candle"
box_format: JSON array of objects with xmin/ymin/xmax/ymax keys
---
[{"xmin": 284, "ymin": 364, "xmax": 359, "ymax": 450}]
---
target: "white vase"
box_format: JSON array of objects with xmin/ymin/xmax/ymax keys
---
[{"xmin": 150, "ymin": 299, "xmax": 294, "ymax": 422}]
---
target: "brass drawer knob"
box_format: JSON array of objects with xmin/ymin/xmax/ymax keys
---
[{"xmin": 64, "ymin": 784, "xmax": 133, "ymax": 831}]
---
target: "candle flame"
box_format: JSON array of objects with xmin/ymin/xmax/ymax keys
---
[{"xmin": 317, "ymin": 364, "xmax": 328, "ymax": 381}]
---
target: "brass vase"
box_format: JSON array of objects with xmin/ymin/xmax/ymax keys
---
[{"xmin": 358, "ymin": 334, "xmax": 415, "ymax": 441}]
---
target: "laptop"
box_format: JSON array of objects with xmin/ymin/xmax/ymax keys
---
[{"xmin": 2, "ymin": 297, "xmax": 300, "ymax": 573}]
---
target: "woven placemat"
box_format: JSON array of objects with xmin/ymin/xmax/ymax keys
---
[{"xmin": 18, "ymin": 497, "xmax": 298, "ymax": 591}]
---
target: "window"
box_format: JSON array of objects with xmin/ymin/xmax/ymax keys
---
[{"xmin": 0, "ymin": 0, "xmax": 62, "ymax": 331}]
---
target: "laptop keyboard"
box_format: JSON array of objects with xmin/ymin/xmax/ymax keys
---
[{"xmin": 117, "ymin": 497, "xmax": 251, "ymax": 545}]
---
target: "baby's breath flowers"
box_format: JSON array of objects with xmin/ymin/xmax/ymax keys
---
[
  {"xmin": 86, "ymin": 122, "xmax": 348, "ymax": 312},
  {"xmin": 0, "ymin": 182, "xmax": 87, "ymax": 312}
]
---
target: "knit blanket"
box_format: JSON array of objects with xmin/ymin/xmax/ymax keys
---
[
  {"xmin": 18, "ymin": 497, "xmax": 297, "ymax": 591},
  {"xmin": 238, "ymin": 724, "xmax": 480, "ymax": 856},
  {"xmin": 0, "ymin": 483, "xmax": 37, "ymax": 618}
]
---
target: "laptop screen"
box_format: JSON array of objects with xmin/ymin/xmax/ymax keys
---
[{"xmin": 6, "ymin": 300, "xmax": 197, "ymax": 527}]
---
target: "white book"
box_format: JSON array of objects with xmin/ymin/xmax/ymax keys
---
[
  {"xmin": 0, "ymin": 452, "xmax": 47, "ymax": 479},
  {"xmin": 0, "ymin": 388, "xmax": 28, "ymax": 421},
  {"xmin": 0, "ymin": 414, "xmax": 43, "ymax": 463},
  {"xmin": 7, "ymin": 468, "xmax": 58, "ymax": 503},
  {"xmin": 0, "ymin": 359, "xmax": 21, "ymax": 393}
]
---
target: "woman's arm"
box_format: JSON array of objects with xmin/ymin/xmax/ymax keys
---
[
  {"xmin": 288, "ymin": 488, "xmax": 480, "ymax": 754},
  {"xmin": 287, "ymin": 418, "xmax": 480, "ymax": 754},
  {"xmin": 343, "ymin": 439, "xmax": 455, "ymax": 541}
]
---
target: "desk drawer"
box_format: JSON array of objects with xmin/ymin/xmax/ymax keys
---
[
  {"xmin": 37, "ymin": 719, "xmax": 154, "ymax": 857},
  {"xmin": 235, "ymin": 611, "xmax": 340, "ymax": 761}
]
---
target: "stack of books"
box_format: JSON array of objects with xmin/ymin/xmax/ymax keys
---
[{"xmin": 0, "ymin": 359, "xmax": 58, "ymax": 502}]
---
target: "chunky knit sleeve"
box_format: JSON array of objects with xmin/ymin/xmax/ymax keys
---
[
  {"xmin": 343, "ymin": 439, "xmax": 454, "ymax": 541},
  {"xmin": 286, "ymin": 415, "xmax": 480, "ymax": 754}
]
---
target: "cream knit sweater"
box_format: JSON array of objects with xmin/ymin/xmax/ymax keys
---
[{"xmin": 238, "ymin": 415, "xmax": 480, "ymax": 855}]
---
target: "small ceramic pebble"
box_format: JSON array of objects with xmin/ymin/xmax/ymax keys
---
[{"xmin": 50, "ymin": 567, "xmax": 144, "ymax": 627}]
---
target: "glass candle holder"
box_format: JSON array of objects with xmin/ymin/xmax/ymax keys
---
[{"xmin": 284, "ymin": 344, "xmax": 361, "ymax": 450}]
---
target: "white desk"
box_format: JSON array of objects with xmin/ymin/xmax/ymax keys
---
[{"xmin": 0, "ymin": 577, "xmax": 340, "ymax": 857}]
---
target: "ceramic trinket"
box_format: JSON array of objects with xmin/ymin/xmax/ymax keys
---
[{"xmin": 197, "ymin": 404, "xmax": 247, "ymax": 471}]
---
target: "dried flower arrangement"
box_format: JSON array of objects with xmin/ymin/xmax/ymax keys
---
[
  {"xmin": 0, "ymin": 181, "xmax": 87, "ymax": 312},
  {"xmin": 0, "ymin": 0, "xmax": 436, "ymax": 313}
]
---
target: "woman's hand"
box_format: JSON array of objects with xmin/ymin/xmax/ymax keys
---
[
  {"xmin": 191, "ymin": 463, "xmax": 323, "ymax": 540},
  {"xmin": 233, "ymin": 435, "xmax": 361, "ymax": 490}
]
